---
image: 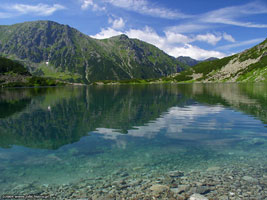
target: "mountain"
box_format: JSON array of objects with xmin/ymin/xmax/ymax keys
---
[
  {"xmin": 173, "ymin": 39, "xmax": 267, "ymax": 82},
  {"xmin": 0, "ymin": 21, "xmax": 187, "ymax": 83},
  {"xmin": 177, "ymin": 56, "xmax": 218, "ymax": 67},
  {"xmin": 203, "ymin": 57, "xmax": 218, "ymax": 62},
  {"xmin": 177, "ymin": 56, "xmax": 199, "ymax": 66}
]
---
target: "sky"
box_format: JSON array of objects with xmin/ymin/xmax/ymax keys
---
[{"xmin": 0, "ymin": 0, "xmax": 266, "ymax": 60}]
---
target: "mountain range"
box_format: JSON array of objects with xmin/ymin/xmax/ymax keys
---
[
  {"xmin": 0, "ymin": 20, "xmax": 266, "ymax": 84},
  {"xmin": 0, "ymin": 20, "xmax": 186, "ymax": 83},
  {"xmin": 177, "ymin": 56, "xmax": 218, "ymax": 66}
]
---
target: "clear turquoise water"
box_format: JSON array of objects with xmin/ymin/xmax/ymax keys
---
[{"xmin": 0, "ymin": 83, "xmax": 266, "ymax": 196}]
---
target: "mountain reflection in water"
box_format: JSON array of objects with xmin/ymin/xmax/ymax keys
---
[{"xmin": 0, "ymin": 83, "xmax": 266, "ymax": 150}]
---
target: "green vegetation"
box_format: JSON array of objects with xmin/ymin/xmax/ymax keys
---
[
  {"xmin": 194, "ymin": 56, "xmax": 235, "ymax": 77},
  {"xmin": 170, "ymin": 39, "xmax": 267, "ymax": 83},
  {"xmin": 93, "ymin": 78, "xmax": 162, "ymax": 85},
  {"xmin": 1, "ymin": 76, "xmax": 64, "ymax": 88},
  {"xmin": 0, "ymin": 21, "xmax": 187, "ymax": 83},
  {"xmin": 0, "ymin": 56, "xmax": 65, "ymax": 87},
  {"xmin": 37, "ymin": 64, "xmax": 82, "ymax": 82},
  {"xmin": 236, "ymin": 56, "xmax": 267, "ymax": 82},
  {"xmin": 0, "ymin": 56, "xmax": 30, "ymax": 75},
  {"xmin": 239, "ymin": 39, "xmax": 267, "ymax": 62},
  {"xmin": 173, "ymin": 55, "xmax": 236, "ymax": 82},
  {"xmin": 0, "ymin": 20, "xmax": 265, "ymax": 84},
  {"xmin": 177, "ymin": 56, "xmax": 199, "ymax": 66}
]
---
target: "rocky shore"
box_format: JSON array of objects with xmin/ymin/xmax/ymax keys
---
[{"xmin": 2, "ymin": 161, "xmax": 266, "ymax": 200}]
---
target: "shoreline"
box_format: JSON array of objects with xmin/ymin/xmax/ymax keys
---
[{"xmin": 1, "ymin": 160, "xmax": 266, "ymax": 200}]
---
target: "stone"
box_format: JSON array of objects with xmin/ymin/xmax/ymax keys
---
[
  {"xmin": 229, "ymin": 192, "xmax": 235, "ymax": 196},
  {"xmin": 150, "ymin": 184, "xmax": 169, "ymax": 193},
  {"xmin": 171, "ymin": 185, "xmax": 190, "ymax": 194},
  {"xmin": 196, "ymin": 186, "xmax": 211, "ymax": 195},
  {"xmin": 120, "ymin": 172, "xmax": 129, "ymax": 177},
  {"xmin": 242, "ymin": 176, "xmax": 258, "ymax": 183},
  {"xmin": 167, "ymin": 171, "xmax": 184, "ymax": 178},
  {"xmin": 189, "ymin": 193, "xmax": 208, "ymax": 200},
  {"xmin": 170, "ymin": 188, "xmax": 179, "ymax": 194},
  {"xmin": 219, "ymin": 195, "xmax": 229, "ymax": 200},
  {"xmin": 206, "ymin": 166, "xmax": 220, "ymax": 171}
]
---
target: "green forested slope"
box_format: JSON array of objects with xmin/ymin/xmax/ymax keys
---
[
  {"xmin": 0, "ymin": 21, "xmax": 186, "ymax": 83},
  {"xmin": 173, "ymin": 39, "xmax": 267, "ymax": 82}
]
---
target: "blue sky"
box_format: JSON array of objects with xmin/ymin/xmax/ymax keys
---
[{"xmin": 0, "ymin": 0, "xmax": 266, "ymax": 60}]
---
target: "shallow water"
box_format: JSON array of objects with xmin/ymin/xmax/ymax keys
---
[{"xmin": 0, "ymin": 83, "xmax": 266, "ymax": 199}]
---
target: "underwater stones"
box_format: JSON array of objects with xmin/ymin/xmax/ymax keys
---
[
  {"xmin": 120, "ymin": 172, "xmax": 129, "ymax": 177},
  {"xmin": 78, "ymin": 182, "xmax": 87, "ymax": 188},
  {"xmin": 229, "ymin": 192, "xmax": 235, "ymax": 196},
  {"xmin": 150, "ymin": 184, "xmax": 169, "ymax": 193},
  {"xmin": 132, "ymin": 167, "xmax": 143, "ymax": 171},
  {"xmin": 167, "ymin": 170, "xmax": 184, "ymax": 178},
  {"xmin": 189, "ymin": 193, "xmax": 208, "ymax": 200},
  {"xmin": 2, "ymin": 157, "xmax": 266, "ymax": 200},
  {"xmin": 170, "ymin": 188, "xmax": 180, "ymax": 194},
  {"xmin": 171, "ymin": 184, "xmax": 190, "ymax": 194},
  {"xmin": 206, "ymin": 166, "xmax": 220, "ymax": 171},
  {"xmin": 128, "ymin": 179, "xmax": 142, "ymax": 186},
  {"xmin": 13, "ymin": 183, "xmax": 31, "ymax": 191},
  {"xmin": 242, "ymin": 176, "xmax": 258, "ymax": 183},
  {"xmin": 42, "ymin": 184, "xmax": 49, "ymax": 188},
  {"xmin": 196, "ymin": 186, "xmax": 211, "ymax": 195}
]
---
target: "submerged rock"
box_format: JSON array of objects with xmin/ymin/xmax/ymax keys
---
[
  {"xmin": 206, "ymin": 166, "xmax": 220, "ymax": 171},
  {"xmin": 196, "ymin": 186, "xmax": 211, "ymax": 195},
  {"xmin": 150, "ymin": 184, "xmax": 169, "ymax": 193},
  {"xmin": 171, "ymin": 185, "xmax": 190, "ymax": 194},
  {"xmin": 189, "ymin": 193, "xmax": 208, "ymax": 200},
  {"xmin": 167, "ymin": 171, "xmax": 184, "ymax": 178},
  {"xmin": 242, "ymin": 176, "xmax": 258, "ymax": 183}
]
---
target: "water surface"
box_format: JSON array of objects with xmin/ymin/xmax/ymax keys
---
[{"xmin": 0, "ymin": 83, "xmax": 266, "ymax": 199}]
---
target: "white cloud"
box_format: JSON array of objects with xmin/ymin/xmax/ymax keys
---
[
  {"xmin": 103, "ymin": 0, "xmax": 191, "ymax": 19},
  {"xmin": 200, "ymin": 2, "xmax": 267, "ymax": 28},
  {"xmin": 217, "ymin": 38, "xmax": 265, "ymax": 51},
  {"xmin": 166, "ymin": 24, "xmax": 210, "ymax": 33},
  {"xmin": 81, "ymin": 0, "xmax": 93, "ymax": 9},
  {"xmin": 93, "ymin": 105, "xmax": 225, "ymax": 143},
  {"xmin": 195, "ymin": 33, "xmax": 222, "ymax": 45},
  {"xmin": 79, "ymin": 0, "xmax": 190, "ymax": 19},
  {"xmin": 126, "ymin": 26, "xmax": 166, "ymax": 47},
  {"xmin": 109, "ymin": 17, "xmax": 125, "ymax": 30},
  {"xmin": 92, "ymin": 28, "xmax": 123, "ymax": 39},
  {"xmin": 165, "ymin": 2, "xmax": 267, "ymax": 35},
  {"xmin": 165, "ymin": 31, "xmax": 227, "ymax": 46},
  {"xmin": 223, "ymin": 33, "xmax": 235, "ymax": 43},
  {"xmin": 165, "ymin": 31, "xmax": 193, "ymax": 44},
  {"xmin": 81, "ymin": 0, "xmax": 105, "ymax": 11},
  {"xmin": 91, "ymin": 26, "xmax": 226, "ymax": 60},
  {"xmin": 6, "ymin": 3, "xmax": 65, "ymax": 16},
  {"xmin": 0, "ymin": 12, "xmax": 13, "ymax": 18},
  {"xmin": 166, "ymin": 44, "xmax": 226, "ymax": 60}
]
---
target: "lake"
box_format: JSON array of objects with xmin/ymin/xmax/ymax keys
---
[{"xmin": 0, "ymin": 83, "xmax": 266, "ymax": 199}]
